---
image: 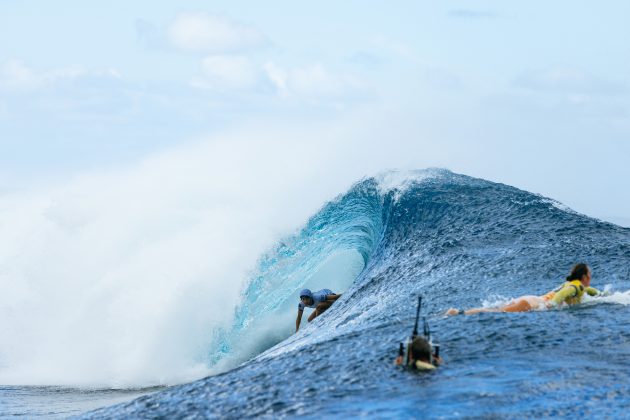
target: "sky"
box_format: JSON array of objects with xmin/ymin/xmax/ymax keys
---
[{"xmin": 1, "ymin": 0, "xmax": 629, "ymax": 223}]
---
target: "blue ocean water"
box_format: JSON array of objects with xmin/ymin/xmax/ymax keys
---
[
  {"xmin": 22, "ymin": 169, "xmax": 630, "ymax": 418},
  {"xmin": 0, "ymin": 386, "xmax": 156, "ymax": 418}
]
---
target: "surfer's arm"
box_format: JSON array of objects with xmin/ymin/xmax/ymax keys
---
[
  {"xmin": 296, "ymin": 309, "xmax": 303, "ymax": 332},
  {"xmin": 585, "ymin": 287, "xmax": 600, "ymax": 296},
  {"xmin": 432, "ymin": 354, "xmax": 443, "ymax": 366}
]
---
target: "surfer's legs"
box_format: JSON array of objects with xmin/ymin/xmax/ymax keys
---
[
  {"xmin": 501, "ymin": 296, "xmax": 545, "ymax": 312},
  {"xmin": 307, "ymin": 301, "xmax": 333, "ymax": 322},
  {"xmin": 316, "ymin": 301, "xmax": 332, "ymax": 316},
  {"xmin": 446, "ymin": 306, "xmax": 500, "ymax": 315},
  {"xmin": 446, "ymin": 296, "xmax": 544, "ymax": 316},
  {"xmin": 463, "ymin": 307, "xmax": 502, "ymax": 315},
  {"xmin": 501, "ymin": 297, "xmax": 534, "ymax": 312}
]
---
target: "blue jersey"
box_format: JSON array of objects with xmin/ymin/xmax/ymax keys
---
[{"xmin": 298, "ymin": 289, "xmax": 334, "ymax": 311}]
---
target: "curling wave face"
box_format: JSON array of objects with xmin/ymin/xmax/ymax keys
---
[
  {"xmin": 80, "ymin": 169, "xmax": 630, "ymax": 417},
  {"xmin": 204, "ymin": 179, "xmax": 384, "ymax": 371}
]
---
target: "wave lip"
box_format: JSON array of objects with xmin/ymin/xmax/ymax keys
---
[{"xmin": 373, "ymin": 168, "xmax": 447, "ymax": 196}]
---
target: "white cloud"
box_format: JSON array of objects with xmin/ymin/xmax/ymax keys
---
[
  {"xmin": 0, "ymin": 59, "xmax": 121, "ymax": 92},
  {"xmin": 191, "ymin": 55, "xmax": 259, "ymax": 91},
  {"xmin": 263, "ymin": 62, "xmax": 289, "ymax": 96},
  {"xmin": 189, "ymin": 58, "xmax": 367, "ymax": 101},
  {"xmin": 291, "ymin": 64, "xmax": 339, "ymax": 97},
  {"xmin": 0, "ymin": 59, "xmax": 50, "ymax": 90},
  {"xmin": 264, "ymin": 62, "xmax": 365, "ymax": 99},
  {"xmin": 168, "ymin": 12, "xmax": 266, "ymax": 53}
]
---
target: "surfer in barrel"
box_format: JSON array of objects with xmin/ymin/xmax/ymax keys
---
[
  {"xmin": 446, "ymin": 263, "xmax": 601, "ymax": 315},
  {"xmin": 295, "ymin": 288, "xmax": 342, "ymax": 332}
]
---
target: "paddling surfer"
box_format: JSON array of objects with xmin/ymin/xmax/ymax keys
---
[
  {"xmin": 446, "ymin": 263, "xmax": 601, "ymax": 315},
  {"xmin": 395, "ymin": 336, "xmax": 443, "ymax": 370}
]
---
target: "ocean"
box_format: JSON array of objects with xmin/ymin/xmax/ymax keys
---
[{"xmin": 2, "ymin": 169, "xmax": 630, "ymax": 418}]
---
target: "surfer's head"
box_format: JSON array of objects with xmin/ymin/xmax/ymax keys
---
[
  {"xmin": 300, "ymin": 289, "xmax": 314, "ymax": 306},
  {"xmin": 567, "ymin": 263, "xmax": 591, "ymax": 286},
  {"xmin": 410, "ymin": 337, "xmax": 432, "ymax": 363}
]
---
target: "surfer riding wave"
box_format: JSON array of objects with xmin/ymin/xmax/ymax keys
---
[{"xmin": 295, "ymin": 288, "xmax": 342, "ymax": 332}]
